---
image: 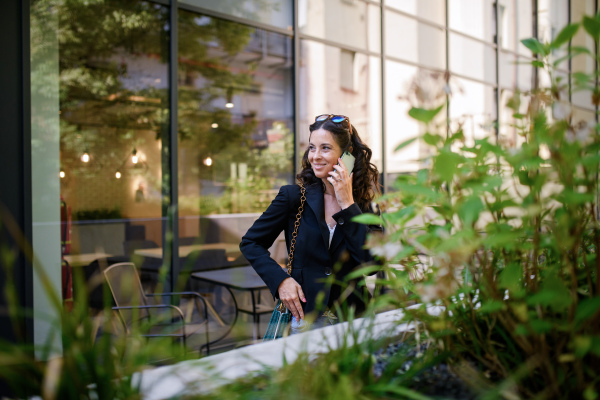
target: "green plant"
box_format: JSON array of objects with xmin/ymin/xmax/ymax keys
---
[
  {"xmin": 0, "ymin": 209, "xmax": 195, "ymax": 399},
  {"xmin": 73, "ymin": 207, "xmax": 122, "ymax": 221},
  {"xmin": 362, "ymin": 17, "xmax": 600, "ymax": 399},
  {"xmin": 183, "ymin": 324, "xmax": 439, "ymax": 400}
]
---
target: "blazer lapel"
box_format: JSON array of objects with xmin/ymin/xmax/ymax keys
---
[{"xmin": 304, "ymin": 183, "xmax": 330, "ymax": 251}]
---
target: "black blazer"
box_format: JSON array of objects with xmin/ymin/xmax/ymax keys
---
[{"xmin": 240, "ymin": 182, "xmax": 382, "ymax": 315}]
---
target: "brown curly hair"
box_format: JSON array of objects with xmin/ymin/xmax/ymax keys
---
[{"xmin": 297, "ymin": 117, "xmax": 380, "ymax": 211}]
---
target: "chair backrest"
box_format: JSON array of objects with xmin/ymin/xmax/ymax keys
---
[
  {"xmin": 103, "ymin": 262, "xmax": 149, "ymax": 332},
  {"xmin": 81, "ymin": 256, "xmax": 128, "ymax": 310}
]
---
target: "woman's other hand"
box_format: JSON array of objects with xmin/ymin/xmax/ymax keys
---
[
  {"xmin": 328, "ymin": 159, "xmax": 353, "ymax": 209},
  {"xmin": 277, "ymin": 277, "xmax": 306, "ymax": 320}
]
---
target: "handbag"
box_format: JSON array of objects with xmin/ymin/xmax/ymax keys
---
[{"xmin": 263, "ymin": 183, "xmax": 306, "ymax": 341}]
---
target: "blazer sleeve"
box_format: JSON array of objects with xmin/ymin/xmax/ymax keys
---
[
  {"xmin": 332, "ymin": 203, "xmax": 383, "ymax": 266},
  {"xmin": 239, "ymin": 185, "xmax": 295, "ymax": 299}
]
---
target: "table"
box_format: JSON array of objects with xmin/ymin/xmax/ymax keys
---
[
  {"xmin": 191, "ymin": 266, "xmax": 273, "ymax": 341},
  {"xmin": 134, "ymin": 243, "xmax": 241, "ymax": 260},
  {"xmin": 63, "ymin": 252, "xmax": 113, "ymax": 267}
]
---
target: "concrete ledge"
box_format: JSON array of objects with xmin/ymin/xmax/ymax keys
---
[{"xmin": 135, "ymin": 306, "xmax": 443, "ymax": 399}]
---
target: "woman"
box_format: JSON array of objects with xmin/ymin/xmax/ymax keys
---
[{"xmin": 240, "ymin": 114, "xmax": 381, "ymax": 333}]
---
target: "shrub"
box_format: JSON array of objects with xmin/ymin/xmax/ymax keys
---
[{"xmin": 365, "ymin": 16, "xmax": 600, "ymax": 399}]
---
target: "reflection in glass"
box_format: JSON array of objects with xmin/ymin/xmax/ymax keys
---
[
  {"xmin": 449, "ymin": 33, "xmax": 496, "ymax": 84},
  {"xmin": 386, "ymin": 0, "xmax": 446, "ymax": 25},
  {"xmin": 448, "ymin": 0, "xmax": 495, "ymax": 42},
  {"xmin": 299, "ymin": 40, "xmax": 382, "ymax": 170},
  {"xmin": 180, "ymin": 0, "xmax": 293, "ymax": 30},
  {"xmin": 385, "ymin": 11, "xmax": 446, "ymax": 70},
  {"xmin": 177, "ymin": 10, "xmax": 294, "ymax": 244},
  {"xmin": 58, "ymin": 1, "xmax": 168, "ymax": 261},
  {"xmin": 299, "ymin": 0, "xmax": 380, "ymax": 53}
]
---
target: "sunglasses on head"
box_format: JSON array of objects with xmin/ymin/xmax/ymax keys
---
[{"xmin": 315, "ymin": 114, "xmax": 351, "ymax": 128}]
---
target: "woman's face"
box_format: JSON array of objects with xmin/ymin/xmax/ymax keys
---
[{"xmin": 308, "ymin": 128, "xmax": 343, "ymax": 180}]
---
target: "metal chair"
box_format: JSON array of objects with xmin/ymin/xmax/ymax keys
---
[{"xmin": 103, "ymin": 262, "xmax": 211, "ymax": 354}]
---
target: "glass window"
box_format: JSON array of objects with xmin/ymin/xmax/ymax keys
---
[
  {"xmin": 538, "ymin": 0, "xmax": 569, "ymax": 69},
  {"xmin": 572, "ymin": 107, "xmax": 596, "ymax": 126},
  {"xmin": 298, "ymin": 0, "xmax": 381, "ymax": 53},
  {"xmin": 179, "ymin": 0, "xmax": 293, "ymax": 30},
  {"xmin": 499, "ymin": 52, "xmax": 535, "ymax": 91},
  {"xmin": 299, "ymin": 40, "xmax": 382, "ymax": 170},
  {"xmin": 386, "ymin": 0, "xmax": 445, "ymax": 25},
  {"xmin": 31, "ymin": 0, "xmax": 61, "ymax": 351},
  {"xmin": 450, "ymin": 78, "xmax": 497, "ymax": 144},
  {"xmin": 448, "ymin": 0, "xmax": 495, "ymax": 42},
  {"xmin": 449, "ymin": 33, "xmax": 496, "ymax": 84},
  {"xmin": 571, "ymin": 0, "xmax": 596, "ymax": 110},
  {"xmin": 497, "ymin": 0, "xmax": 534, "ymax": 55},
  {"xmin": 58, "ymin": 1, "xmax": 169, "ymax": 274},
  {"xmin": 385, "ymin": 11, "xmax": 446, "ymax": 70},
  {"xmin": 499, "ymin": 89, "xmax": 528, "ymax": 148},
  {"xmin": 384, "ymin": 61, "xmax": 421, "ymax": 177},
  {"xmin": 177, "ymin": 11, "xmax": 294, "ymax": 259}
]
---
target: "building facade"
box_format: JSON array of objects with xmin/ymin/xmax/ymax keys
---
[{"xmin": 1, "ymin": 0, "xmax": 597, "ymax": 352}]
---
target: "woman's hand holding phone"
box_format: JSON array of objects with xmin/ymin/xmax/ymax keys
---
[{"xmin": 327, "ymin": 155, "xmax": 354, "ymax": 209}]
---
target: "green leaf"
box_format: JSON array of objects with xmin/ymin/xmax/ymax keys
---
[
  {"xmin": 521, "ymin": 37, "xmax": 548, "ymax": 55},
  {"xmin": 526, "ymin": 275, "xmax": 572, "ymax": 311},
  {"xmin": 408, "ymin": 104, "xmax": 444, "ymax": 124},
  {"xmin": 458, "ymin": 196, "xmax": 484, "ymax": 227},
  {"xmin": 387, "ymin": 205, "xmax": 416, "ymax": 221},
  {"xmin": 434, "ymin": 150, "xmax": 462, "ymax": 182},
  {"xmin": 345, "ymin": 265, "xmax": 382, "ymax": 280},
  {"xmin": 489, "ymin": 199, "xmax": 517, "ymax": 213},
  {"xmin": 575, "ymin": 297, "xmax": 600, "ymax": 324},
  {"xmin": 529, "ymin": 319, "xmax": 552, "ymax": 334},
  {"xmin": 515, "ymin": 324, "xmax": 529, "ymax": 336},
  {"xmin": 531, "ymin": 60, "xmax": 545, "ymax": 68},
  {"xmin": 478, "ymin": 300, "xmax": 505, "ymax": 314},
  {"xmin": 550, "ymin": 23, "xmax": 580, "ymax": 49},
  {"xmin": 580, "ymin": 154, "xmax": 600, "ymax": 168},
  {"xmin": 499, "ymin": 262, "xmax": 525, "ymax": 298},
  {"xmin": 375, "ymin": 385, "xmax": 435, "ymax": 400},
  {"xmin": 483, "ymin": 232, "xmax": 522, "ymax": 250},
  {"xmin": 395, "ymin": 182, "xmax": 442, "ymax": 200},
  {"xmin": 423, "ymin": 132, "xmax": 442, "ymax": 146},
  {"xmin": 574, "ymin": 336, "xmax": 592, "ymax": 358},
  {"xmin": 394, "ymin": 137, "xmax": 418, "ymax": 152},
  {"xmin": 583, "ymin": 15, "xmax": 600, "ymax": 40},
  {"xmin": 553, "ymin": 190, "xmax": 595, "ymax": 205},
  {"xmin": 570, "ymin": 45, "xmax": 592, "ymax": 55},
  {"xmin": 590, "ymin": 337, "xmax": 600, "ymax": 357},
  {"xmin": 352, "ymin": 214, "xmax": 383, "ymax": 225}
]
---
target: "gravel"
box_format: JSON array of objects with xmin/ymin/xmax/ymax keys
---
[{"xmin": 373, "ymin": 342, "xmax": 476, "ymax": 399}]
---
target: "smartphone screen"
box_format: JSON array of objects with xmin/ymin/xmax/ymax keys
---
[{"xmin": 340, "ymin": 151, "xmax": 355, "ymax": 173}]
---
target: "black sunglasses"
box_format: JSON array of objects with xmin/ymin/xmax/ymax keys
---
[{"xmin": 315, "ymin": 114, "xmax": 350, "ymax": 126}]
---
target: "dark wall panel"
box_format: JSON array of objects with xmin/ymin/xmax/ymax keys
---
[{"xmin": 0, "ymin": 0, "xmax": 33, "ymax": 350}]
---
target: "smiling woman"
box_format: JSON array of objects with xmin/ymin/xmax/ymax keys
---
[{"xmin": 240, "ymin": 113, "xmax": 381, "ymax": 337}]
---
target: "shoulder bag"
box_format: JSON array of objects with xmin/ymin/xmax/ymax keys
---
[{"xmin": 262, "ymin": 183, "xmax": 306, "ymax": 341}]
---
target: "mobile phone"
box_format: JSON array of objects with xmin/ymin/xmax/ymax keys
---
[{"xmin": 340, "ymin": 151, "xmax": 355, "ymax": 173}]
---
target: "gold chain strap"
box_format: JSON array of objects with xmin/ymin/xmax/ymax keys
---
[{"xmin": 285, "ymin": 183, "xmax": 306, "ymax": 276}]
